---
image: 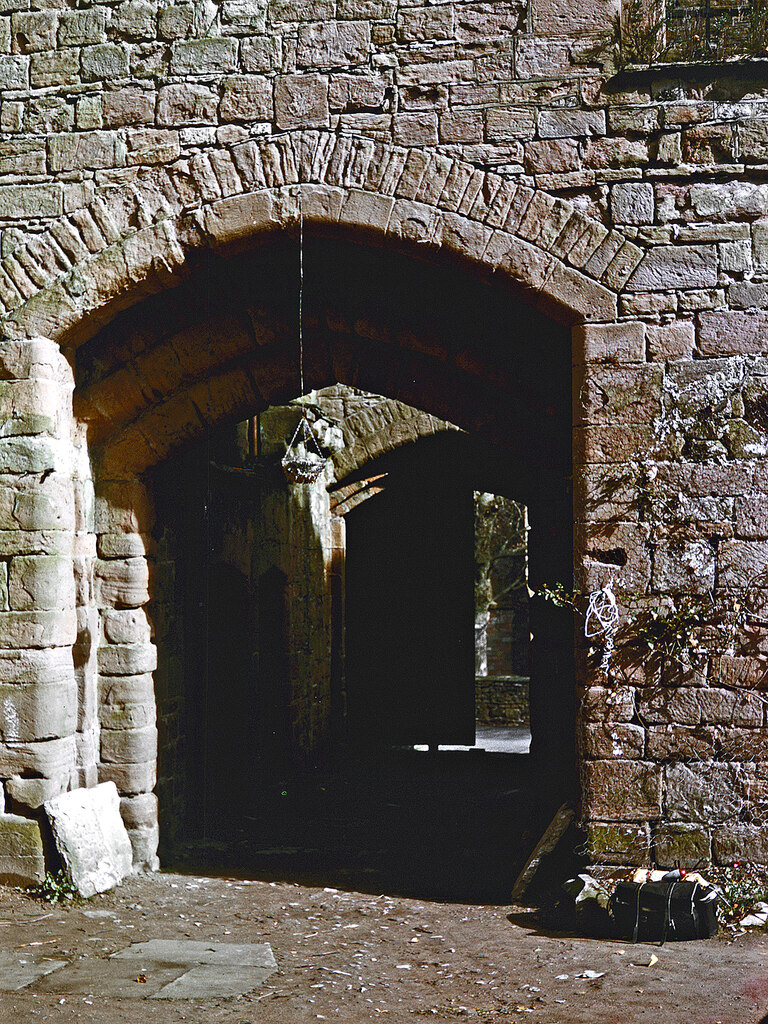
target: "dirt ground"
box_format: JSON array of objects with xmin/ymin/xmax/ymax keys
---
[{"xmin": 1, "ymin": 870, "xmax": 768, "ymax": 1024}]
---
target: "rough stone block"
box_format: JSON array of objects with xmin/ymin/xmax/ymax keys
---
[
  {"xmin": 584, "ymin": 723, "xmax": 645, "ymax": 758},
  {"xmin": 627, "ymin": 245, "xmax": 718, "ymax": 291},
  {"xmin": 297, "ymin": 21, "xmax": 370, "ymax": 66},
  {"xmin": 45, "ymin": 781, "xmax": 133, "ymax": 897},
  {"xmin": 240, "ymin": 35, "xmax": 282, "ymax": 72},
  {"xmin": 220, "ymin": 75, "xmax": 273, "ymax": 123},
  {"xmin": 652, "ymin": 538, "xmax": 715, "ymax": 593},
  {"xmin": 9, "ymin": 555, "xmax": 75, "ymax": 611},
  {"xmin": 0, "ymin": 735, "xmax": 75, "ymax": 777},
  {"xmin": 81, "ymin": 44, "xmax": 129, "ymax": 81},
  {"xmin": 158, "ymin": 3, "xmax": 194, "ymax": 39},
  {"xmin": 647, "ymin": 724, "xmax": 717, "ymax": 759},
  {"xmin": 114, "ymin": 0, "xmax": 156, "ymax": 38},
  {"xmin": 587, "ymin": 822, "xmax": 650, "ymax": 866},
  {"xmin": 31, "ymin": 51, "xmax": 75, "ymax": 89},
  {"xmin": 712, "ymin": 825, "xmax": 768, "ymax": 864},
  {"xmin": 583, "ymin": 760, "xmax": 662, "ymax": 821},
  {"xmin": 581, "ymin": 685, "xmax": 636, "ymax": 722},
  {"xmin": 274, "ymin": 74, "xmax": 329, "ymax": 130},
  {"xmin": 665, "ymin": 762, "xmax": 742, "ymax": 821},
  {"xmin": 5, "ymin": 774, "xmax": 68, "ymax": 810},
  {"xmin": 125, "ymin": 823, "xmax": 159, "ymax": 870},
  {"xmin": 170, "ymin": 37, "xmax": 237, "ymax": 75},
  {"xmin": 0, "ymin": 812, "xmax": 44, "ymax": 885},
  {"xmin": 720, "ymin": 655, "xmax": 768, "ymax": 688},
  {"xmin": 646, "ymin": 321, "xmax": 694, "ymax": 361},
  {"xmin": 0, "ymin": 680, "xmax": 76, "ymax": 742},
  {"xmin": 58, "ymin": 8, "xmax": 107, "ymax": 46},
  {"xmin": 97, "ymin": 643, "xmax": 157, "ymax": 676},
  {"xmin": 573, "ymin": 322, "xmax": 644, "ymax": 365},
  {"xmin": 719, "ymin": 539, "xmax": 768, "ymax": 588},
  {"xmin": 328, "ymin": 73, "xmax": 387, "ymax": 112},
  {"xmin": 485, "ymin": 104, "xmax": 536, "ymax": 140},
  {"xmin": 94, "ymin": 558, "xmax": 149, "ymax": 609},
  {"xmin": 119, "ymin": 791, "xmax": 158, "ymax": 829},
  {"xmin": 49, "ymin": 131, "xmax": 126, "ymax": 172},
  {"xmin": 156, "ymin": 84, "xmax": 217, "ymax": 127},
  {"xmin": 538, "ymin": 108, "xmax": 605, "ymax": 139},
  {"xmin": 735, "ymin": 496, "xmax": 768, "ymax": 538},
  {"xmin": 577, "ymin": 520, "xmax": 651, "ymax": 592},
  {"xmin": 98, "ymin": 674, "xmax": 154, "ymax": 716},
  {"xmin": 102, "ymin": 87, "xmax": 155, "ymax": 128},
  {"xmin": 654, "ymin": 824, "xmax": 711, "ymax": 868},
  {"xmin": 98, "ymin": 760, "xmax": 156, "ymax": 795},
  {"xmin": 0, "ymin": 609, "xmax": 76, "ymax": 649},
  {"xmin": 698, "ymin": 310, "xmax": 768, "ymax": 357},
  {"xmin": 439, "ymin": 108, "xmax": 483, "ymax": 144},
  {"xmin": 0, "ymin": 183, "xmax": 62, "ymax": 219},
  {"xmin": 126, "ymin": 128, "xmax": 180, "ymax": 166},
  {"xmin": 582, "ymin": 137, "xmax": 648, "ymax": 169},
  {"xmin": 0, "ymin": 54, "xmax": 28, "ymax": 90},
  {"xmin": 99, "ymin": 699, "xmax": 155, "ymax": 731},
  {"xmin": 576, "ymin": 364, "xmax": 662, "ymax": 425},
  {"xmin": 97, "ymin": 533, "xmax": 151, "ymax": 559},
  {"xmin": 638, "ymin": 688, "xmax": 702, "ymax": 726},
  {"xmin": 101, "ymin": 726, "xmax": 157, "ymax": 764},
  {"xmin": 720, "ymin": 239, "xmax": 752, "ymax": 273},
  {"xmin": 0, "ymin": 646, "xmax": 73, "ymax": 686},
  {"xmin": 611, "ymin": 182, "xmax": 654, "ymax": 225},
  {"xmin": 394, "ymin": 110, "xmax": 438, "ymax": 146}
]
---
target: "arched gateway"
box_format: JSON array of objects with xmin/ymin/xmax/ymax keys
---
[{"xmin": 0, "ymin": 129, "xmax": 644, "ymax": 874}]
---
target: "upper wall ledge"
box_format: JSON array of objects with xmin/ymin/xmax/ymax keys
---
[{"xmin": 618, "ymin": 55, "xmax": 768, "ymax": 76}]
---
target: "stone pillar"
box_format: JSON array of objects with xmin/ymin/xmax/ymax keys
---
[
  {"xmin": 0, "ymin": 337, "xmax": 78, "ymax": 881},
  {"xmin": 94, "ymin": 475, "xmax": 158, "ymax": 870}
]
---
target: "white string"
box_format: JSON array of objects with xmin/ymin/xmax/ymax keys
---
[
  {"xmin": 585, "ymin": 583, "xmax": 619, "ymax": 676},
  {"xmin": 298, "ymin": 185, "xmax": 304, "ymax": 398}
]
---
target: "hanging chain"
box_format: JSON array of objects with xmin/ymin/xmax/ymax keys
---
[{"xmin": 298, "ymin": 184, "xmax": 304, "ymax": 398}]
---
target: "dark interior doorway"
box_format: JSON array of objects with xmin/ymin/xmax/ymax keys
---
[{"xmin": 344, "ymin": 435, "xmax": 476, "ymax": 750}]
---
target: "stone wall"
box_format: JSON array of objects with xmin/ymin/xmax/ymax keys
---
[
  {"xmin": 475, "ymin": 675, "xmax": 530, "ymax": 728},
  {"xmin": 1, "ymin": 0, "xmax": 768, "ymax": 878}
]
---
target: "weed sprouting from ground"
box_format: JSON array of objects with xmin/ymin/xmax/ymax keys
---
[{"xmin": 28, "ymin": 869, "xmax": 80, "ymax": 904}]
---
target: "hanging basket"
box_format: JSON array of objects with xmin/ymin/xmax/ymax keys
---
[{"xmin": 281, "ymin": 415, "xmax": 328, "ymax": 484}]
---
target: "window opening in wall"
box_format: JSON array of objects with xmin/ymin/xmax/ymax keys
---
[{"xmin": 622, "ymin": 0, "xmax": 768, "ymax": 63}]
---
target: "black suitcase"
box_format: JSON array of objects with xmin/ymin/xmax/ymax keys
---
[{"xmin": 609, "ymin": 880, "xmax": 719, "ymax": 943}]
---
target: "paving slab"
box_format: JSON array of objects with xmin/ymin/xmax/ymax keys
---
[
  {"xmin": 112, "ymin": 938, "xmax": 276, "ymax": 967},
  {"xmin": 150, "ymin": 963, "xmax": 278, "ymax": 999},
  {"xmin": 31, "ymin": 940, "xmax": 278, "ymax": 1000},
  {"xmin": 0, "ymin": 950, "xmax": 68, "ymax": 991},
  {"xmin": 35, "ymin": 958, "xmax": 187, "ymax": 998}
]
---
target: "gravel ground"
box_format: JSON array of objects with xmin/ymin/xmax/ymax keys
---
[{"xmin": 1, "ymin": 871, "xmax": 767, "ymax": 1024}]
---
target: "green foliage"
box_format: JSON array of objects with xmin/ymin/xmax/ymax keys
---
[
  {"xmin": 29, "ymin": 869, "xmax": 80, "ymax": 904},
  {"xmin": 537, "ymin": 582, "xmax": 580, "ymax": 610},
  {"xmin": 539, "ymin": 583, "xmax": 746, "ymax": 665},
  {"xmin": 712, "ymin": 864, "xmax": 768, "ymax": 925},
  {"xmin": 625, "ymin": 594, "xmax": 710, "ymax": 661}
]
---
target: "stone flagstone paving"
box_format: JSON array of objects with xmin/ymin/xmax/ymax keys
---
[{"xmin": 0, "ymin": 940, "xmax": 277, "ymax": 1000}]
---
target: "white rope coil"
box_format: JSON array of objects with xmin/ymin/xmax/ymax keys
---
[{"xmin": 585, "ymin": 583, "xmax": 619, "ymax": 676}]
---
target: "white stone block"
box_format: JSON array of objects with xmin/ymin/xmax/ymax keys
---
[{"xmin": 44, "ymin": 780, "xmax": 133, "ymax": 897}]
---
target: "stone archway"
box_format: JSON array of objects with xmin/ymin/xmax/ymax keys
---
[{"xmin": 0, "ymin": 130, "xmax": 637, "ymax": 871}]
